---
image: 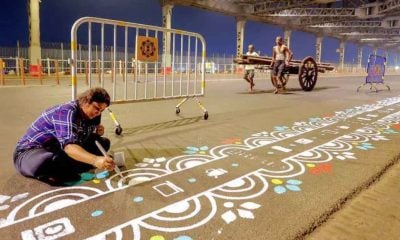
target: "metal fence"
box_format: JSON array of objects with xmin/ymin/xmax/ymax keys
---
[{"xmin": 70, "ymin": 17, "xmax": 208, "ymax": 119}]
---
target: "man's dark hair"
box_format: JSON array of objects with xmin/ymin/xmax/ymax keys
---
[{"xmin": 78, "ymin": 88, "xmax": 111, "ymax": 106}]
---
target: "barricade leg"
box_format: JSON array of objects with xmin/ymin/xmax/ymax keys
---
[
  {"xmin": 19, "ymin": 58, "xmax": 25, "ymax": 85},
  {"xmin": 194, "ymin": 96, "xmax": 209, "ymax": 120},
  {"xmin": 85, "ymin": 61, "xmax": 89, "ymax": 85},
  {"xmin": 107, "ymin": 108, "xmax": 123, "ymax": 135},
  {"xmin": 37, "ymin": 59, "xmax": 43, "ymax": 85},
  {"xmin": 0, "ymin": 58, "xmax": 4, "ymax": 85},
  {"xmin": 175, "ymin": 96, "xmax": 209, "ymax": 120},
  {"xmin": 175, "ymin": 97, "xmax": 189, "ymax": 114},
  {"xmin": 54, "ymin": 60, "xmax": 60, "ymax": 85}
]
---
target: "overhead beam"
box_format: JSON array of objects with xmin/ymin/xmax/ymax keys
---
[
  {"xmin": 299, "ymin": 16, "xmax": 357, "ymax": 25},
  {"xmin": 258, "ymin": 8, "xmax": 355, "ymax": 17},
  {"xmin": 250, "ymin": 1, "xmax": 317, "ymax": 14},
  {"xmin": 310, "ymin": 21, "xmax": 382, "ymax": 28},
  {"xmin": 337, "ymin": 28, "xmax": 400, "ymax": 35}
]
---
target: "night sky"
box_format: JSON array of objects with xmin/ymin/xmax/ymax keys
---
[{"xmin": 0, "ymin": 0, "xmax": 390, "ymax": 64}]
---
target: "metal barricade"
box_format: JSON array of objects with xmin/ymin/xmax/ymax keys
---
[
  {"xmin": 70, "ymin": 17, "xmax": 208, "ymax": 121},
  {"xmin": 357, "ymin": 54, "xmax": 390, "ymax": 92}
]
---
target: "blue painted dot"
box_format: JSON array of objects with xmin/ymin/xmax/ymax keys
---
[
  {"xmin": 287, "ymin": 179, "xmax": 302, "ymax": 185},
  {"xmin": 186, "ymin": 146, "xmax": 199, "ymax": 151},
  {"xmin": 81, "ymin": 172, "xmax": 95, "ymax": 181},
  {"xmin": 188, "ymin": 178, "xmax": 197, "ymax": 183},
  {"xmin": 199, "ymin": 146, "xmax": 209, "ymax": 151},
  {"xmin": 286, "ymin": 184, "xmax": 301, "ymax": 192},
  {"xmin": 96, "ymin": 171, "xmax": 109, "ymax": 179},
  {"xmin": 174, "ymin": 236, "xmax": 193, "ymax": 240},
  {"xmin": 91, "ymin": 210, "xmax": 103, "ymax": 217},
  {"xmin": 231, "ymin": 163, "xmax": 239, "ymax": 167},
  {"xmin": 184, "ymin": 150, "xmax": 196, "ymax": 155},
  {"xmin": 133, "ymin": 196, "xmax": 144, "ymax": 203},
  {"xmin": 274, "ymin": 186, "xmax": 287, "ymax": 194}
]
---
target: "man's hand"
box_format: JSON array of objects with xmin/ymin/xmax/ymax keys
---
[
  {"xmin": 93, "ymin": 155, "xmax": 115, "ymax": 171},
  {"xmin": 95, "ymin": 125, "xmax": 105, "ymax": 136}
]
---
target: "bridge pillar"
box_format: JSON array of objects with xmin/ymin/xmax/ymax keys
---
[
  {"xmin": 315, "ymin": 36, "xmax": 323, "ymax": 63},
  {"xmin": 236, "ymin": 17, "xmax": 246, "ymax": 57},
  {"xmin": 162, "ymin": 3, "xmax": 173, "ymax": 67}
]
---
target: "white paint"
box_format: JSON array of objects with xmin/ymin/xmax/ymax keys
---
[
  {"xmin": 271, "ymin": 146, "xmax": 292, "ymax": 153},
  {"xmin": 206, "ymin": 168, "xmax": 228, "ymax": 179},
  {"xmin": 11, "ymin": 192, "xmax": 29, "ymax": 202},
  {"xmin": 0, "ymin": 205, "xmax": 9, "ymax": 211},
  {"xmin": 366, "ymin": 114, "xmax": 378, "ymax": 118},
  {"xmin": 240, "ymin": 202, "xmax": 261, "ymax": 210},
  {"xmin": 143, "ymin": 158, "xmax": 155, "ymax": 164},
  {"xmin": 223, "ymin": 202, "xmax": 234, "ymax": 208},
  {"xmin": 338, "ymin": 126, "xmax": 350, "ymax": 129},
  {"xmin": 3, "ymin": 97, "xmax": 400, "ymax": 233},
  {"xmin": 337, "ymin": 156, "xmax": 346, "ymax": 160},
  {"xmin": 135, "ymin": 163, "xmax": 148, "ymax": 167},
  {"xmin": 153, "ymin": 181, "xmax": 184, "ymax": 197},
  {"xmin": 237, "ymin": 209, "xmax": 254, "ymax": 219},
  {"xmin": 225, "ymin": 179, "xmax": 246, "ymax": 188},
  {"xmin": 184, "ymin": 160, "xmax": 203, "ymax": 168},
  {"xmin": 44, "ymin": 199, "xmax": 77, "ymax": 212},
  {"xmin": 221, "ymin": 210, "xmax": 236, "ymax": 224},
  {"xmin": 21, "ymin": 217, "xmax": 75, "ymax": 240},
  {"xmin": 0, "ymin": 195, "xmax": 10, "ymax": 204},
  {"xmin": 129, "ymin": 177, "xmax": 151, "ymax": 185},
  {"xmin": 299, "ymin": 151, "xmax": 314, "ymax": 157},
  {"xmin": 258, "ymin": 140, "xmax": 273, "ymax": 146},
  {"xmin": 156, "ymin": 157, "xmax": 167, "ymax": 163},
  {"xmin": 357, "ymin": 117, "xmax": 371, "ymax": 121},
  {"xmin": 164, "ymin": 201, "xmax": 190, "ymax": 214},
  {"xmin": 321, "ymin": 130, "xmax": 339, "ymax": 135},
  {"xmin": 294, "ymin": 138, "xmax": 313, "ymax": 145},
  {"xmin": 0, "ymin": 218, "xmax": 10, "ymax": 227}
]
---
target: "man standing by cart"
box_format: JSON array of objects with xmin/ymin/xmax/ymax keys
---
[
  {"xmin": 243, "ymin": 44, "xmax": 259, "ymax": 92},
  {"xmin": 271, "ymin": 36, "xmax": 293, "ymax": 94}
]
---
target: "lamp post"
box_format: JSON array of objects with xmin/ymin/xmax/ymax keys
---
[{"xmin": 28, "ymin": 0, "xmax": 42, "ymax": 74}]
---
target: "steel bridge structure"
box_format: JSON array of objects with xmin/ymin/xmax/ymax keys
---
[{"xmin": 159, "ymin": 0, "xmax": 400, "ymax": 69}]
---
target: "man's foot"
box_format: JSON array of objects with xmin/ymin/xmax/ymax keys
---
[{"xmin": 274, "ymin": 88, "xmax": 279, "ymax": 94}]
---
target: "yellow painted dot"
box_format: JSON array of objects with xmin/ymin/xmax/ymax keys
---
[
  {"xmin": 235, "ymin": 141, "xmax": 242, "ymax": 144},
  {"xmin": 306, "ymin": 163, "xmax": 316, "ymax": 168},
  {"xmin": 199, "ymin": 151, "xmax": 206, "ymax": 154},
  {"xmin": 150, "ymin": 236, "xmax": 165, "ymax": 240},
  {"xmin": 92, "ymin": 179, "xmax": 101, "ymax": 184},
  {"xmin": 271, "ymin": 179, "xmax": 283, "ymax": 185}
]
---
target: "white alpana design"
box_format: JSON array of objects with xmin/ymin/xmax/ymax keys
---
[{"xmin": 1, "ymin": 97, "xmax": 400, "ymax": 240}]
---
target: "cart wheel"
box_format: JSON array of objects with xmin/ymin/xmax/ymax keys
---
[
  {"xmin": 299, "ymin": 56, "xmax": 318, "ymax": 91},
  {"xmin": 115, "ymin": 126, "xmax": 123, "ymax": 135},
  {"xmin": 204, "ymin": 111, "xmax": 209, "ymax": 120},
  {"xmin": 175, "ymin": 107, "xmax": 181, "ymax": 114}
]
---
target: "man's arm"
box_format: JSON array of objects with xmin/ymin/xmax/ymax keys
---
[
  {"xmin": 270, "ymin": 47, "xmax": 276, "ymax": 67},
  {"xmin": 285, "ymin": 47, "xmax": 293, "ymax": 64},
  {"xmin": 64, "ymin": 143, "xmax": 114, "ymax": 170}
]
